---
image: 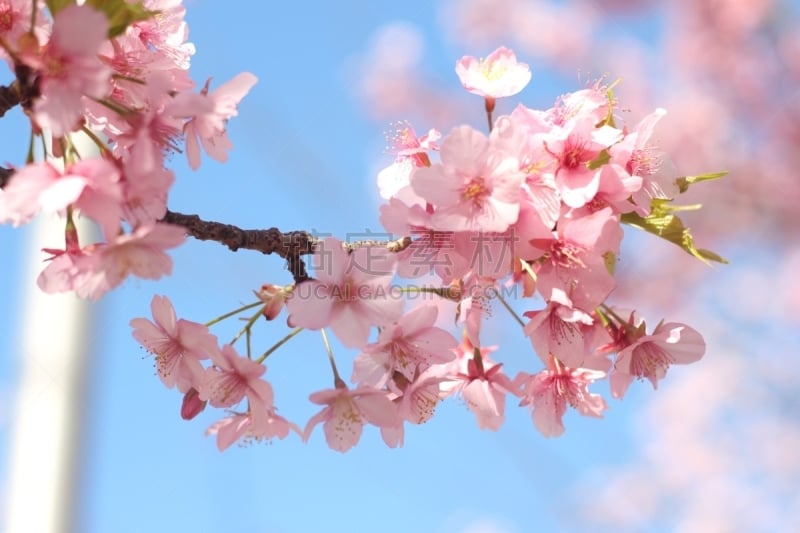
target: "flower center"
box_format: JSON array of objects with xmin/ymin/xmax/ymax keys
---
[
  {"xmin": 0, "ymin": 3, "xmax": 13, "ymax": 33},
  {"xmin": 462, "ymin": 177, "xmax": 488, "ymax": 207},
  {"xmin": 480, "ymin": 60, "xmax": 507, "ymax": 81}
]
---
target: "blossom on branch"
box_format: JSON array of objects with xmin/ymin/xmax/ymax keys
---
[
  {"xmin": 27, "ymin": 5, "xmax": 112, "ymax": 136},
  {"xmin": 515, "ymin": 356, "xmax": 607, "ymax": 438},
  {"xmin": 130, "ymin": 295, "xmax": 218, "ymax": 393},
  {"xmin": 304, "ymin": 385, "xmax": 399, "ymax": 452},
  {"xmin": 455, "ymin": 46, "xmax": 532, "ymax": 98},
  {"xmin": 286, "ymin": 237, "xmax": 403, "ymax": 348}
]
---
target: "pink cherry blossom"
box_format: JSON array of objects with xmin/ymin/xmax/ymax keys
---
[
  {"xmin": 0, "ymin": 0, "xmax": 42, "ymax": 53},
  {"xmin": 455, "ymin": 46, "xmax": 532, "ymax": 98},
  {"xmin": 286, "ymin": 237, "xmax": 403, "ymax": 348},
  {"xmin": 543, "ymin": 116, "xmax": 623, "ymax": 208},
  {"xmin": 377, "ymin": 121, "xmax": 440, "ymax": 199},
  {"xmin": 206, "ymin": 409, "xmax": 299, "ymax": 451},
  {"xmin": 175, "ymin": 72, "xmax": 257, "ymax": 169},
  {"xmin": 395, "ymin": 370, "xmax": 449, "ymax": 425},
  {"xmin": 524, "ymin": 287, "xmax": 595, "ymax": 368},
  {"xmin": 131, "ymin": 0, "xmax": 195, "ymax": 69},
  {"xmin": 28, "ymin": 5, "xmax": 112, "ymax": 136},
  {"xmin": 454, "ymin": 275, "xmax": 500, "ymax": 347},
  {"xmin": 37, "ymin": 222, "xmax": 186, "ymax": 300},
  {"xmin": 610, "ymin": 108, "xmax": 680, "ymax": 213},
  {"xmin": 130, "ymin": 294, "xmax": 219, "ymax": 392},
  {"xmin": 412, "ymin": 125, "xmax": 524, "ymax": 232},
  {"xmin": 0, "ymin": 159, "xmax": 123, "ymax": 239},
  {"xmin": 304, "ymin": 385, "xmax": 399, "ymax": 452},
  {"xmin": 436, "ymin": 336, "xmax": 517, "ymax": 430},
  {"xmin": 352, "ymin": 304, "xmax": 458, "ymax": 387},
  {"xmin": 379, "ymin": 197, "xmax": 470, "ymax": 282},
  {"xmin": 610, "ymin": 319, "xmax": 706, "ymax": 398},
  {"xmin": 533, "ymin": 206, "xmax": 623, "ymax": 310},
  {"xmin": 515, "ymin": 357, "xmax": 607, "ymax": 438},
  {"xmin": 199, "ymin": 344, "xmax": 276, "ymax": 428}
]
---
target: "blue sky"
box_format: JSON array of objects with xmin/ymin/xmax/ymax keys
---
[{"xmin": 2, "ymin": 1, "xmax": 793, "ymax": 532}]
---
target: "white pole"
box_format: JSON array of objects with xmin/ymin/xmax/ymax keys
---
[{"xmin": 5, "ymin": 133, "xmax": 97, "ymax": 533}]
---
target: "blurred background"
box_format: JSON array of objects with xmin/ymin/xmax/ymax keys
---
[{"xmin": 1, "ymin": 0, "xmax": 799, "ymax": 531}]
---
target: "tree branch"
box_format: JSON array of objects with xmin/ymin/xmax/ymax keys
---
[
  {"xmin": 160, "ymin": 210, "xmax": 414, "ymax": 284},
  {"xmin": 0, "ymin": 165, "xmax": 12, "ymax": 189},
  {"xmin": 0, "ymin": 64, "xmax": 38, "ymax": 118},
  {"xmin": 0, "ymin": 80, "xmax": 21, "ymax": 118},
  {"xmin": 2, "ymin": 173, "xmax": 413, "ymax": 285},
  {"xmin": 161, "ymin": 209, "xmax": 316, "ymax": 282}
]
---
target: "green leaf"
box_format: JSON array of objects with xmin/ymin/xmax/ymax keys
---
[
  {"xmin": 621, "ymin": 198, "xmax": 729, "ymax": 265},
  {"xmin": 586, "ymin": 149, "xmax": 610, "ymax": 170},
  {"xmin": 603, "ymin": 251, "xmax": 616, "ymax": 275},
  {"xmin": 85, "ymin": 0, "xmax": 159, "ymax": 38},
  {"xmin": 675, "ymin": 171, "xmax": 727, "ymax": 194},
  {"xmin": 45, "ymin": 0, "xmax": 76, "ymax": 16}
]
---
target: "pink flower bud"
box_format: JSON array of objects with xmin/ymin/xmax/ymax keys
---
[
  {"xmin": 254, "ymin": 284, "xmax": 288, "ymax": 321},
  {"xmin": 181, "ymin": 388, "xmax": 207, "ymax": 420}
]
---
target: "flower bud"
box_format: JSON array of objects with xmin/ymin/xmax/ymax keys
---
[
  {"xmin": 254, "ymin": 284, "xmax": 288, "ymax": 320},
  {"xmin": 180, "ymin": 387, "xmax": 207, "ymax": 420}
]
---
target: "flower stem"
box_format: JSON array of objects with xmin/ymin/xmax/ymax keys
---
[
  {"xmin": 320, "ymin": 328, "xmax": 344, "ymax": 387},
  {"xmin": 204, "ymin": 301, "xmax": 264, "ymax": 327},
  {"xmin": 256, "ymin": 327, "xmax": 303, "ymax": 364},
  {"xmin": 489, "ymin": 287, "xmax": 525, "ymax": 328},
  {"xmin": 228, "ymin": 306, "xmax": 266, "ymax": 346},
  {"xmin": 80, "ymin": 126, "xmax": 112, "ymax": 156},
  {"xmin": 485, "ymin": 96, "xmax": 496, "ymax": 132}
]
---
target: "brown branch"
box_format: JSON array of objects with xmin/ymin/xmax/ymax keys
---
[
  {"xmin": 0, "ymin": 165, "xmax": 12, "ymax": 188},
  {"xmin": 2, "ymin": 168, "xmax": 413, "ymax": 285},
  {"xmin": 161, "ymin": 210, "xmax": 414, "ymax": 284},
  {"xmin": 161, "ymin": 209, "xmax": 316, "ymax": 282},
  {"xmin": 0, "ymin": 81, "xmax": 21, "ymax": 118},
  {"xmin": 0, "ymin": 64, "xmax": 38, "ymax": 118}
]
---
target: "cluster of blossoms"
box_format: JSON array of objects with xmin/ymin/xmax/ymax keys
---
[
  {"xmin": 0, "ymin": 2, "xmax": 721, "ymax": 452},
  {"xmin": 0, "ymin": 1, "xmax": 255, "ymax": 298},
  {"xmin": 133, "ymin": 47, "xmax": 715, "ymax": 451}
]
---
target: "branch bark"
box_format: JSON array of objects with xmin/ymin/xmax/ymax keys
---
[
  {"xmin": 0, "ymin": 81, "xmax": 22, "ymax": 118},
  {"xmin": 0, "ymin": 165, "xmax": 12, "ymax": 189},
  {"xmin": 161, "ymin": 210, "xmax": 316, "ymax": 282}
]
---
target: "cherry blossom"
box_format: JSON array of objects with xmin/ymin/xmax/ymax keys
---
[
  {"xmin": 132, "ymin": 0, "xmax": 195, "ymax": 69},
  {"xmin": 199, "ymin": 344, "xmax": 274, "ymax": 418},
  {"xmin": 610, "ymin": 319, "xmax": 706, "ymax": 398},
  {"xmin": 351, "ymin": 304, "xmax": 458, "ymax": 387},
  {"xmin": 436, "ymin": 336, "xmax": 517, "ymax": 430},
  {"xmin": 38, "ymin": 223, "xmax": 186, "ymax": 300},
  {"xmin": 533, "ymin": 206, "xmax": 623, "ymax": 310},
  {"xmin": 286, "ymin": 237, "xmax": 403, "ymax": 348},
  {"xmin": 0, "ymin": 0, "xmax": 42, "ymax": 55},
  {"xmin": 516, "ymin": 356, "xmax": 607, "ymax": 438},
  {"xmin": 176, "ymin": 72, "xmax": 258, "ymax": 169},
  {"xmin": 411, "ymin": 125, "xmax": 525, "ymax": 232},
  {"xmin": 0, "ymin": 159, "xmax": 123, "ymax": 239},
  {"xmin": 304, "ymin": 385, "xmax": 399, "ymax": 452},
  {"xmin": 377, "ymin": 121, "xmax": 440, "ymax": 199},
  {"xmin": 206, "ymin": 409, "xmax": 299, "ymax": 451},
  {"xmin": 27, "ymin": 5, "xmax": 112, "ymax": 136},
  {"xmin": 524, "ymin": 287, "xmax": 595, "ymax": 368},
  {"xmin": 455, "ymin": 46, "xmax": 532, "ymax": 98},
  {"xmin": 130, "ymin": 294, "xmax": 219, "ymax": 392}
]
